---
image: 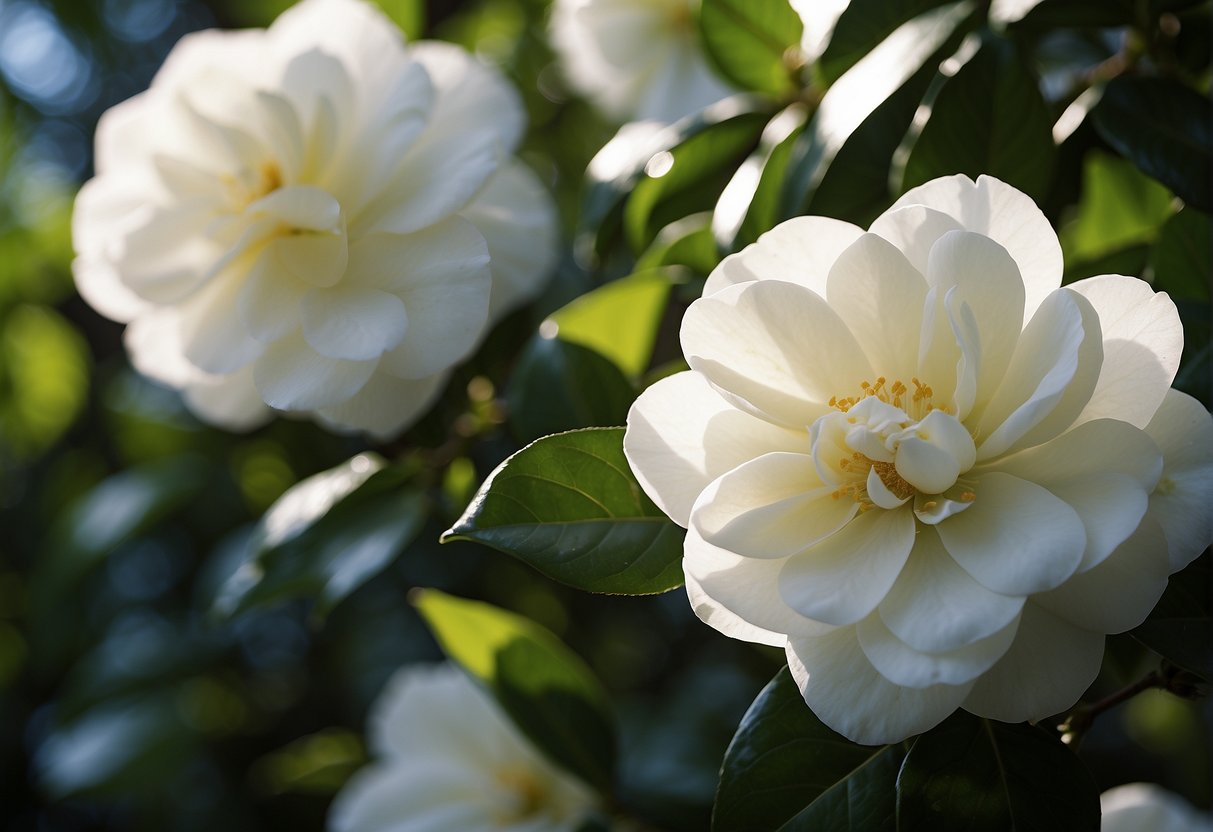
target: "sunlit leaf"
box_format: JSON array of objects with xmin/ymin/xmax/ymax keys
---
[
  {"xmin": 213, "ymin": 454, "xmax": 426, "ymax": 618},
  {"xmin": 506, "ymin": 336, "xmax": 635, "ymax": 443},
  {"xmin": 815, "ymin": 0, "xmax": 959, "ymax": 83},
  {"xmin": 1092, "ymin": 76, "xmax": 1212, "ymax": 211},
  {"xmin": 713, "ymin": 667, "xmax": 902, "ymax": 831},
  {"xmin": 900, "ymin": 34, "xmax": 1056, "ymax": 201},
  {"xmin": 715, "ymin": 104, "xmax": 808, "ymax": 249},
  {"xmin": 699, "ymin": 0, "xmax": 804, "ymax": 96},
  {"xmin": 636, "ymin": 213, "xmax": 720, "ymax": 275},
  {"xmin": 443, "ymin": 428, "xmax": 685, "ymax": 595},
  {"xmin": 414, "ymin": 590, "xmax": 617, "ymax": 793},
  {"xmin": 896, "ymin": 712, "xmax": 1100, "ymax": 830},
  {"xmin": 547, "ymin": 271, "xmax": 675, "ymax": 378}
]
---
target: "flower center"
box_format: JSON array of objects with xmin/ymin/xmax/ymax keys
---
[
  {"xmin": 494, "ymin": 766, "xmax": 549, "ymax": 822},
  {"xmin": 224, "ymin": 159, "xmax": 283, "ymax": 211},
  {"xmin": 811, "ymin": 381, "xmax": 978, "ymax": 522}
]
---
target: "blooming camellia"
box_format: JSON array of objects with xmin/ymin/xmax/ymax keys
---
[
  {"xmin": 550, "ymin": 0, "xmax": 735, "ymax": 124},
  {"xmin": 624, "ymin": 174, "xmax": 1213, "ymax": 744},
  {"xmin": 1101, "ymin": 783, "xmax": 1213, "ymax": 832},
  {"xmin": 73, "ymin": 0, "xmax": 555, "ymax": 437},
  {"xmin": 329, "ymin": 664, "xmax": 599, "ymax": 831}
]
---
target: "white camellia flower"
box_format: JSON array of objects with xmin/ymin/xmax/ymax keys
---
[
  {"xmin": 624, "ymin": 174, "xmax": 1213, "ymax": 744},
  {"xmin": 1101, "ymin": 783, "xmax": 1213, "ymax": 832},
  {"xmin": 329, "ymin": 663, "xmax": 600, "ymax": 832},
  {"xmin": 73, "ymin": 0, "xmax": 556, "ymax": 438},
  {"xmin": 550, "ymin": 0, "xmax": 734, "ymax": 123}
]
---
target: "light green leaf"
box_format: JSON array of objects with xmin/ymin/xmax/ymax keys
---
[
  {"xmin": 547, "ymin": 271, "xmax": 675, "ymax": 378},
  {"xmin": 443, "ymin": 428, "xmax": 685, "ymax": 595},
  {"xmin": 699, "ymin": 0, "xmax": 804, "ymax": 96},
  {"xmin": 414, "ymin": 590, "xmax": 617, "ymax": 794}
]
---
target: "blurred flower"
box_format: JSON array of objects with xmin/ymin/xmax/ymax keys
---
[
  {"xmin": 74, "ymin": 0, "xmax": 555, "ymax": 438},
  {"xmin": 1101, "ymin": 783, "xmax": 1212, "ymax": 831},
  {"xmin": 550, "ymin": 0, "xmax": 734, "ymax": 123},
  {"xmin": 329, "ymin": 663, "xmax": 600, "ymax": 832},
  {"xmin": 624, "ymin": 174, "xmax": 1213, "ymax": 744}
]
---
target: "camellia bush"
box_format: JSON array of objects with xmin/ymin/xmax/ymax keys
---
[{"xmin": 0, "ymin": 0, "xmax": 1210, "ymax": 829}]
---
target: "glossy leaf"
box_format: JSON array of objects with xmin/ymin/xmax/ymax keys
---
[
  {"xmin": 213, "ymin": 455, "xmax": 426, "ymax": 618},
  {"xmin": 1132, "ymin": 553, "xmax": 1211, "ymax": 681},
  {"xmin": 443, "ymin": 428, "xmax": 685, "ymax": 595},
  {"xmin": 1152, "ymin": 208, "xmax": 1212, "ymax": 302},
  {"xmin": 699, "ymin": 0, "xmax": 804, "ymax": 96},
  {"xmin": 1092, "ymin": 76, "xmax": 1212, "ymax": 211},
  {"xmin": 713, "ymin": 667, "xmax": 902, "ymax": 831},
  {"xmin": 624, "ymin": 111, "xmax": 769, "ymax": 253},
  {"xmin": 816, "ymin": 0, "xmax": 958, "ymax": 83},
  {"xmin": 781, "ymin": 2, "xmax": 974, "ymax": 219},
  {"xmin": 901, "ymin": 35, "xmax": 1056, "ymax": 201},
  {"xmin": 414, "ymin": 590, "xmax": 617, "ymax": 793},
  {"xmin": 896, "ymin": 712, "xmax": 1101, "ymax": 831},
  {"xmin": 547, "ymin": 271, "xmax": 674, "ymax": 378},
  {"xmin": 715, "ymin": 104, "xmax": 808, "ymax": 249},
  {"xmin": 505, "ymin": 336, "xmax": 636, "ymax": 443},
  {"xmin": 637, "ymin": 213, "xmax": 721, "ymax": 275}
]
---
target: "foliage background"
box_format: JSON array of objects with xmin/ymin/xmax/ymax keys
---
[{"xmin": 0, "ymin": 0, "xmax": 1208, "ymax": 829}]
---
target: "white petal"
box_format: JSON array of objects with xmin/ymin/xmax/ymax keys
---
[
  {"xmin": 962, "ymin": 602, "xmax": 1103, "ymax": 723},
  {"xmin": 825, "ymin": 233, "xmax": 928, "ymax": 381},
  {"xmin": 893, "ymin": 409, "xmax": 976, "ymax": 495},
  {"xmin": 182, "ymin": 364, "xmax": 273, "ymax": 432},
  {"xmin": 990, "ymin": 417, "xmax": 1162, "ymax": 491},
  {"xmin": 247, "ymin": 185, "xmax": 343, "ymax": 232},
  {"xmin": 1045, "ymin": 473, "xmax": 1149, "ymax": 571},
  {"xmin": 458, "ymin": 160, "xmax": 557, "ymax": 320},
  {"xmin": 936, "ymin": 472, "xmax": 1085, "ymax": 595},
  {"xmin": 924, "ymin": 230, "xmax": 1026, "ymax": 417},
  {"xmin": 1099, "ymin": 783, "xmax": 1212, "ymax": 832},
  {"xmin": 681, "ymin": 280, "xmax": 870, "ymax": 426},
  {"xmin": 349, "ymin": 220, "xmax": 492, "ymax": 380},
  {"xmin": 124, "ymin": 308, "xmax": 197, "ymax": 387},
  {"xmin": 1143, "ymin": 388, "xmax": 1213, "ymax": 571},
  {"xmin": 269, "ymin": 0, "xmax": 410, "ymax": 91},
  {"xmin": 314, "ymin": 370, "xmax": 448, "ymax": 440},
  {"xmin": 301, "ymin": 286, "xmax": 409, "ymax": 361},
  {"xmin": 691, "ymin": 453, "xmax": 855, "ymax": 559},
  {"xmin": 684, "ymin": 569, "xmax": 787, "ymax": 649},
  {"xmin": 114, "ymin": 202, "xmax": 224, "ymax": 304},
  {"xmin": 623, "ymin": 371, "xmax": 809, "ymax": 527},
  {"xmin": 787, "ymin": 629, "xmax": 973, "ymax": 745},
  {"xmin": 703, "ymin": 216, "xmax": 865, "ymax": 298},
  {"xmin": 887, "ymin": 174, "xmax": 1062, "ymax": 317},
  {"xmin": 1035, "ymin": 516, "xmax": 1170, "ymax": 634},
  {"xmin": 779, "ymin": 507, "xmax": 915, "ymax": 626},
  {"xmin": 685, "ymin": 524, "xmax": 824, "ymax": 642},
  {"xmin": 867, "ymin": 204, "xmax": 963, "ymax": 277},
  {"xmin": 238, "ymin": 254, "xmax": 306, "ymax": 343},
  {"xmin": 253, "ymin": 332, "xmax": 376, "ymax": 410},
  {"xmin": 329, "ymin": 762, "xmax": 493, "ymax": 832},
  {"xmin": 1067, "ymin": 275, "xmax": 1183, "ymax": 429},
  {"xmin": 176, "ymin": 270, "xmax": 265, "ymax": 374},
  {"xmin": 857, "ymin": 612, "xmax": 1019, "ymax": 688},
  {"xmin": 974, "ymin": 289, "xmax": 1103, "ymax": 460},
  {"xmin": 878, "ymin": 527, "xmax": 1024, "ymax": 653}
]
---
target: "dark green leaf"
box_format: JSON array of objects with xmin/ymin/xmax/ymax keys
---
[
  {"xmin": 699, "ymin": 0, "xmax": 804, "ymax": 96},
  {"xmin": 781, "ymin": 2, "xmax": 974, "ymax": 219},
  {"xmin": 581, "ymin": 100, "xmax": 770, "ymax": 261},
  {"xmin": 713, "ymin": 667, "xmax": 903, "ymax": 832},
  {"xmin": 443, "ymin": 428, "xmax": 685, "ymax": 595},
  {"xmin": 896, "ymin": 712, "xmax": 1100, "ymax": 831},
  {"xmin": 625, "ymin": 111, "xmax": 770, "ymax": 252},
  {"xmin": 213, "ymin": 454, "xmax": 427, "ymax": 618},
  {"xmin": 715, "ymin": 104, "xmax": 809, "ymax": 249},
  {"xmin": 547, "ymin": 270, "xmax": 675, "ymax": 378},
  {"xmin": 1152, "ymin": 208, "xmax": 1212, "ymax": 302},
  {"xmin": 1132, "ymin": 553, "xmax": 1211, "ymax": 680},
  {"xmin": 901, "ymin": 35, "xmax": 1056, "ymax": 201},
  {"xmin": 1004, "ymin": 0, "xmax": 1135, "ymax": 28},
  {"xmin": 816, "ymin": 0, "xmax": 958, "ymax": 84},
  {"xmin": 414, "ymin": 590, "xmax": 617, "ymax": 793},
  {"xmin": 1092, "ymin": 76, "xmax": 1212, "ymax": 211},
  {"xmin": 506, "ymin": 336, "xmax": 636, "ymax": 443}
]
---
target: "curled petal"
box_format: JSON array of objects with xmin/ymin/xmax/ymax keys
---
[{"xmin": 857, "ymin": 611, "xmax": 1019, "ymax": 688}]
